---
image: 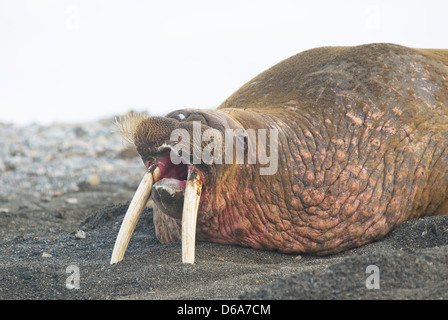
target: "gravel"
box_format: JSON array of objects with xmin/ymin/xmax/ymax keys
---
[{"xmin": 0, "ymin": 118, "xmax": 143, "ymax": 199}]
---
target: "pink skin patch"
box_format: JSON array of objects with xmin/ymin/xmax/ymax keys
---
[{"xmin": 146, "ymin": 152, "xmax": 189, "ymax": 189}]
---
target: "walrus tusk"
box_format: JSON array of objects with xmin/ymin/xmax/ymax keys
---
[
  {"xmin": 182, "ymin": 173, "xmax": 202, "ymax": 264},
  {"xmin": 110, "ymin": 170, "xmax": 155, "ymax": 264}
]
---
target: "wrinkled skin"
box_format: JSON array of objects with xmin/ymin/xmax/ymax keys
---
[{"xmin": 135, "ymin": 43, "xmax": 448, "ymax": 255}]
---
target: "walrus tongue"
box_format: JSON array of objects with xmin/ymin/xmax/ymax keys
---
[{"xmin": 110, "ymin": 167, "xmax": 202, "ymax": 264}]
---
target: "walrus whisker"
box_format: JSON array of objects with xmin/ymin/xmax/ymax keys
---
[
  {"xmin": 114, "ymin": 111, "xmax": 150, "ymax": 147},
  {"xmin": 110, "ymin": 169, "xmax": 156, "ymax": 264}
]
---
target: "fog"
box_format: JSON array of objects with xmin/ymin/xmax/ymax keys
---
[{"xmin": 1, "ymin": 0, "xmax": 447, "ymax": 125}]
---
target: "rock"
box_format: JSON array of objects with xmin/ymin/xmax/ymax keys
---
[
  {"xmin": 87, "ymin": 174, "xmax": 100, "ymax": 186},
  {"xmin": 75, "ymin": 229, "xmax": 86, "ymax": 239},
  {"xmin": 66, "ymin": 198, "xmax": 78, "ymax": 204},
  {"xmin": 20, "ymin": 271, "xmax": 32, "ymax": 280}
]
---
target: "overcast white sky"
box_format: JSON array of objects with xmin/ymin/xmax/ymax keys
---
[{"xmin": 1, "ymin": 0, "xmax": 447, "ymax": 125}]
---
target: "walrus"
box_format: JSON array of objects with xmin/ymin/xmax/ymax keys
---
[{"xmin": 110, "ymin": 43, "xmax": 448, "ymax": 264}]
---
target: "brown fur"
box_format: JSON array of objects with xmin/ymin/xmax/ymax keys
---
[{"xmin": 219, "ymin": 44, "xmax": 448, "ymax": 111}]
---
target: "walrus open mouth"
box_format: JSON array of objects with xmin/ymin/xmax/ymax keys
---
[
  {"xmin": 146, "ymin": 149, "xmax": 189, "ymax": 190},
  {"xmin": 110, "ymin": 147, "xmax": 203, "ymax": 265}
]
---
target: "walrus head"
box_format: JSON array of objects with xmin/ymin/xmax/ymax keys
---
[{"xmin": 110, "ymin": 109, "xmax": 248, "ymax": 264}]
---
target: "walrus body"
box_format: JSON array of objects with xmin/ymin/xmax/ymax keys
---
[{"xmin": 131, "ymin": 43, "xmax": 448, "ymax": 255}]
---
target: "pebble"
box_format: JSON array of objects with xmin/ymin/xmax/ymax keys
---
[
  {"xmin": 42, "ymin": 252, "xmax": 52, "ymax": 258},
  {"xmin": 75, "ymin": 229, "xmax": 86, "ymax": 239},
  {"xmin": 87, "ymin": 174, "xmax": 101, "ymax": 186},
  {"xmin": 0, "ymin": 117, "xmax": 143, "ymax": 198},
  {"xmin": 20, "ymin": 271, "xmax": 32, "ymax": 280},
  {"xmin": 66, "ymin": 198, "xmax": 78, "ymax": 204}
]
